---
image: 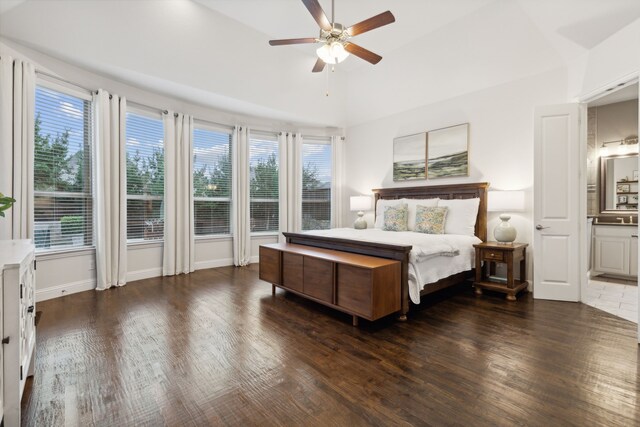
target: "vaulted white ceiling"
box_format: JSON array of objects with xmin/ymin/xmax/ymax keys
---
[{"xmin": 1, "ymin": 0, "xmax": 639, "ymax": 127}]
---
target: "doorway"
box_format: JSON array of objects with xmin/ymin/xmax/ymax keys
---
[{"xmin": 584, "ymin": 81, "xmax": 639, "ymax": 323}]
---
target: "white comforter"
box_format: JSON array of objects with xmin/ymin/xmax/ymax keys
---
[{"xmin": 304, "ymin": 228, "xmax": 481, "ymax": 304}]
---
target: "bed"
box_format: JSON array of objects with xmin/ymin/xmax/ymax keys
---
[{"xmin": 283, "ymin": 182, "xmax": 489, "ymax": 320}]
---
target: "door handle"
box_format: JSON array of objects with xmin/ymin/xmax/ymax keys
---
[
  {"xmin": 632, "ymin": 235, "xmax": 638, "ymax": 238},
  {"xmin": 535, "ymin": 225, "xmax": 550, "ymax": 230}
]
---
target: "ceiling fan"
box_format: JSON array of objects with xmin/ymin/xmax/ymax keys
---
[{"xmin": 268, "ymin": 0, "xmax": 395, "ymax": 73}]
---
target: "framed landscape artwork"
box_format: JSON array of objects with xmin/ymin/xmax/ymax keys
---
[
  {"xmin": 427, "ymin": 123, "xmax": 469, "ymax": 179},
  {"xmin": 393, "ymin": 132, "xmax": 427, "ymax": 181}
]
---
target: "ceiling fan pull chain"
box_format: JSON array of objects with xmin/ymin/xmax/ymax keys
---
[{"xmin": 325, "ymin": 64, "xmax": 330, "ymax": 97}]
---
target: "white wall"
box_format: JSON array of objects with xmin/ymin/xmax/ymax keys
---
[
  {"xmin": 569, "ymin": 18, "xmax": 640, "ymax": 99},
  {"xmin": 594, "ymin": 99, "xmax": 639, "ymax": 144},
  {"xmin": 0, "ymin": 39, "xmax": 317, "ymax": 302},
  {"xmin": 35, "ymin": 249, "xmax": 96, "ymax": 301},
  {"xmin": 343, "ymin": 67, "xmax": 569, "ymax": 280},
  {"xmin": 344, "ymin": 0, "xmax": 567, "ymax": 126}
]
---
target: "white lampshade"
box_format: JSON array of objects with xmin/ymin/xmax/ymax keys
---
[
  {"xmin": 350, "ymin": 196, "xmax": 372, "ymax": 212},
  {"xmin": 316, "ymin": 42, "xmax": 349, "ymax": 65},
  {"xmin": 488, "ymin": 191, "xmax": 525, "ymax": 212}
]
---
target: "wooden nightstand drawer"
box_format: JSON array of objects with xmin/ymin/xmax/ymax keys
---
[{"xmin": 482, "ymin": 249, "xmax": 505, "ymax": 262}]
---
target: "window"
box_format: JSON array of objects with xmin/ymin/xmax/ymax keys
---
[
  {"xmin": 302, "ymin": 138, "xmax": 332, "ymax": 230},
  {"xmin": 249, "ymin": 132, "xmax": 279, "ymax": 233},
  {"xmin": 125, "ymin": 110, "xmax": 164, "ymax": 241},
  {"xmin": 193, "ymin": 125, "xmax": 233, "ymax": 236},
  {"xmin": 34, "ymin": 84, "xmax": 93, "ymax": 251}
]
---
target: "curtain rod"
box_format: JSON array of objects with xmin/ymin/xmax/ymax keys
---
[
  {"xmin": 127, "ymin": 99, "xmax": 163, "ymax": 115},
  {"xmin": 301, "ymin": 134, "xmax": 345, "ymax": 141},
  {"xmin": 193, "ymin": 117, "xmax": 234, "ymax": 131},
  {"xmin": 36, "ymin": 70, "xmax": 94, "ymax": 93}
]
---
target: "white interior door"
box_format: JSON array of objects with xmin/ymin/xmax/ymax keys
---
[{"xmin": 533, "ymin": 104, "xmax": 582, "ymax": 301}]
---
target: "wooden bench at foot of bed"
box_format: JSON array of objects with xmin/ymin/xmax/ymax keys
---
[{"xmin": 260, "ymin": 243, "xmax": 401, "ymax": 326}]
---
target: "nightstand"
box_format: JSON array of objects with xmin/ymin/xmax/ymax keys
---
[{"xmin": 473, "ymin": 242, "xmax": 528, "ymax": 301}]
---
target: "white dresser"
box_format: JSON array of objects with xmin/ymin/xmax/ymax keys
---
[
  {"xmin": 0, "ymin": 240, "xmax": 36, "ymax": 427},
  {"xmin": 592, "ymin": 225, "xmax": 639, "ymax": 277}
]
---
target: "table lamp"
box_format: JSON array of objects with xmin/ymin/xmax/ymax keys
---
[
  {"xmin": 350, "ymin": 196, "xmax": 372, "ymax": 229},
  {"xmin": 488, "ymin": 190, "xmax": 525, "ymax": 243}
]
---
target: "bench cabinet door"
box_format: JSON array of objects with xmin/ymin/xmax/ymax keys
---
[
  {"xmin": 303, "ymin": 257, "xmax": 334, "ymax": 303},
  {"xmin": 259, "ymin": 247, "xmax": 281, "ymax": 285},
  {"xmin": 336, "ymin": 264, "xmax": 372, "ymax": 318},
  {"xmin": 282, "ymin": 253, "xmax": 303, "ymax": 292}
]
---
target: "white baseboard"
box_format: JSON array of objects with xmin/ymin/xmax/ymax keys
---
[
  {"xmin": 127, "ymin": 267, "xmax": 163, "ymax": 283},
  {"xmin": 36, "ymin": 279, "xmax": 96, "ymax": 302},
  {"xmin": 249, "ymin": 255, "xmax": 259, "ymax": 264},
  {"xmin": 37, "ymin": 260, "xmax": 249, "ymax": 302},
  {"xmin": 195, "ymin": 258, "xmax": 234, "ymax": 270}
]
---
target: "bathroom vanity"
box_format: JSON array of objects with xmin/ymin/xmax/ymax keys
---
[
  {"xmin": 592, "ymin": 223, "xmax": 638, "ymax": 277},
  {"xmin": 590, "ymin": 151, "xmax": 639, "ymax": 278}
]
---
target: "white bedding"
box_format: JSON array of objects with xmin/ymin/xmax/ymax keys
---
[{"xmin": 304, "ymin": 228, "xmax": 481, "ymax": 304}]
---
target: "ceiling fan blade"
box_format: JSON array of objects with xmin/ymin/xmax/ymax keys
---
[
  {"xmin": 344, "ymin": 43, "xmax": 382, "ymax": 65},
  {"xmin": 346, "ymin": 11, "xmax": 396, "ymax": 37},
  {"xmin": 301, "ymin": 0, "xmax": 332, "ymax": 32},
  {"xmin": 269, "ymin": 38, "xmax": 318, "ymax": 46},
  {"xmin": 312, "ymin": 58, "xmax": 326, "ymax": 73}
]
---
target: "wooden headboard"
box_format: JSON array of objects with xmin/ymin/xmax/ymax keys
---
[{"xmin": 372, "ymin": 182, "xmax": 490, "ymax": 242}]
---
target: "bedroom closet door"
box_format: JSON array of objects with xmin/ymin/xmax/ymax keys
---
[{"xmin": 533, "ymin": 104, "xmax": 583, "ymax": 301}]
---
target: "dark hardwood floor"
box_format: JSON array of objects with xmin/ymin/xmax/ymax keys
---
[{"xmin": 22, "ymin": 265, "xmax": 640, "ymax": 426}]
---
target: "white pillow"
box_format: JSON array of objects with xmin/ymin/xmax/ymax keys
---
[
  {"xmin": 403, "ymin": 198, "xmax": 439, "ymax": 231},
  {"xmin": 437, "ymin": 198, "xmax": 480, "ymax": 236},
  {"xmin": 374, "ymin": 199, "xmax": 404, "ymax": 229}
]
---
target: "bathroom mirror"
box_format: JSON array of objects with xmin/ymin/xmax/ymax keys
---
[{"xmin": 599, "ymin": 153, "xmax": 639, "ymax": 213}]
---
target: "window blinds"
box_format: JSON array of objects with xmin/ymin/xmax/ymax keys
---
[
  {"xmin": 302, "ymin": 138, "xmax": 332, "ymax": 230},
  {"xmin": 34, "ymin": 85, "xmax": 93, "ymax": 251},
  {"xmin": 193, "ymin": 126, "xmax": 233, "ymax": 236},
  {"xmin": 125, "ymin": 110, "xmax": 164, "ymax": 241},
  {"xmin": 249, "ymin": 132, "xmax": 279, "ymax": 233}
]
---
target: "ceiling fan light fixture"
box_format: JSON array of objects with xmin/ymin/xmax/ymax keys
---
[{"xmin": 316, "ymin": 41, "xmax": 349, "ymax": 64}]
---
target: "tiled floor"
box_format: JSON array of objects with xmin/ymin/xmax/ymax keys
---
[{"xmin": 585, "ymin": 276, "xmax": 637, "ymax": 323}]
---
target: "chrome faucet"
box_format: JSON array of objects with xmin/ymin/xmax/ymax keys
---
[{"xmin": 616, "ymin": 217, "xmax": 625, "ymax": 224}]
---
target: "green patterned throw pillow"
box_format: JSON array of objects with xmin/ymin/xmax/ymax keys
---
[
  {"xmin": 415, "ymin": 206, "xmax": 448, "ymax": 234},
  {"xmin": 383, "ymin": 204, "xmax": 409, "ymax": 231}
]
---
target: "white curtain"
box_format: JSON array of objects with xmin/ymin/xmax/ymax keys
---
[
  {"xmin": 0, "ymin": 56, "xmax": 35, "ymax": 240},
  {"xmin": 163, "ymin": 112, "xmax": 195, "ymax": 275},
  {"xmin": 278, "ymin": 132, "xmax": 290, "ymax": 243},
  {"xmin": 289, "ymin": 133, "xmax": 303, "ymax": 233},
  {"xmin": 233, "ymin": 126, "xmax": 251, "ymax": 266},
  {"xmin": 94, "ymin": 90, "xmax": 128, "ymax": 290},
  {"xmin": 331, "ymin": 135, "xmax": 345, "ymax": 228}
]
